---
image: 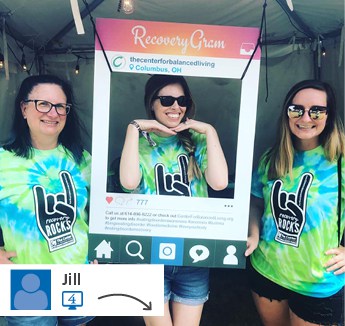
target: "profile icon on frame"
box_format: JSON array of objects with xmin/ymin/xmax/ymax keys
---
[{"xmin": 11, "ymin": 270, "xmax": 51, "ymax": 310}]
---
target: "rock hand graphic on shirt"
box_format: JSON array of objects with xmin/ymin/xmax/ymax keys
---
[
  {"xmin": 270, "ymin": 173, "xmax": 313, "ymax": 247},
  {"xmin": 250, "ymin": 146, "xmax": 344, "ymax": 297},
  {"xmin": 34, "ymin": 171, "xmax": 77, "ymax": 252},
  {"xmin": 135, "ymin": 132, "xmax": 209, "ymax": 197},
  {"xmin": 0, "ymin": 146, "xmax": 91, "ymax": 264},
  {"xmin": 155, "ymin": 154, "xmax": 192, "ymax": 197}
]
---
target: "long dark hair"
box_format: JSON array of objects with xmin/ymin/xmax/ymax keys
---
[
  {"xmin": 4, "ymin": 74, "xmax": 85, "ymax": 165},
  {"xmin": 144, "ymin": 74, "xmax": 202, "ymax": 180}
]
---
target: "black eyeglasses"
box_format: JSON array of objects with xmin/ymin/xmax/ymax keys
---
[
  {"xmin": 153, "ymin": 96, "xmax": 188, "ymax": 107},
  {"xmin": 23, "ymin": 99, "xmax": 71, "ymax": 116},
  {"xmin": 287, "ymin": 104, "xmax": 328, "ymax": 120}
]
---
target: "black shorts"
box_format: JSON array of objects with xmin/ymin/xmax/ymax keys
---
[{"xmin": 247, "ymin": 259, "xmax": 344, "ymax": 325}]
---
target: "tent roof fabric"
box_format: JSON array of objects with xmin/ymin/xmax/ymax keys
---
[{"xmin": 0, "ymin": 0, "xmax": 343, "ymax": 55}]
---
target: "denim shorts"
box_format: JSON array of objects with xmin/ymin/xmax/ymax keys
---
[
  {"xmin": 5, "ymin": 316, "xmax": 94, "ymax": 326},
  {"xmin": 164, "ymin": 266, "xmax": 209, "ymax": 306},
  {"xmin": 247, "ymin": 259, "xmax": 344, "ymax": 325}
]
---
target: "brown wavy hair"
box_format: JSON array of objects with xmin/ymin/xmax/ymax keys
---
[{"xmin": 144, "ymin": 74, "xmax": 202, "ymax": 180}]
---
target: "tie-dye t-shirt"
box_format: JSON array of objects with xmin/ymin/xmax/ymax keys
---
[
  {"xmin": 133, "ymin": 131, "xmax": 208, "ymax": 197},
  {"xmin": 250, "ymin": 146, "xmax": 345, "ymax": 297},
  {"xmin": 0, "ymin": 145, "xmax": 91, "ymax": 264}
]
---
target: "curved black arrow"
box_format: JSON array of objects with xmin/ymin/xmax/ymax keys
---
[{"xmin": 98, "ymin": 293, "xmax": 152, "ymax": 310}]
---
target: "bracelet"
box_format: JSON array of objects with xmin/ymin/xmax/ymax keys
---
[
  {"xmin": 129, "ymin": 120, "xmax": 142, "ymax": 133},
  {"xmin": 129, "ymin": 120, "xmax": 156, "ymax": 147}
]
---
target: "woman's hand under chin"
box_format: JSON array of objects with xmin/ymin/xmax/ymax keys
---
[
  {"xmin": 171, "ymin": 118, "xmax": 213, "ymax": 135},
  {"xmin": 133, "ymin": 119, "xmax": 177, "ymax": 136}
]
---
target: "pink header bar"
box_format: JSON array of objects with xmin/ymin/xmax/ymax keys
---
[{"xmin": 95, "ymin": 19, "xmax": 261, "ymax": 60}]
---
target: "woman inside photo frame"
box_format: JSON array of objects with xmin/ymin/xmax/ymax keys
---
[{"xmin": 119, "ymin": 74, "xmax": 228, "ymax": 326}]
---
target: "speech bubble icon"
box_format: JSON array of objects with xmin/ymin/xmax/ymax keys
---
[
  {"xmin": 189, "ymin": 245, "xmax": 210, "ymax": 263},
  {"xmin": 114, "ymin": 197, "xmax": 125, "ymax": 206}
]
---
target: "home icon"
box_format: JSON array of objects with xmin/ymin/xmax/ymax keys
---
[{"xmin": 95, "ymin": 240, "xmax": 113, "ymax": 259}]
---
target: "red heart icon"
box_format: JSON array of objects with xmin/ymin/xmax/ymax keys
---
[{"xmin": 106, "ymin": 196, "xmax": 113, "ymax": 204}]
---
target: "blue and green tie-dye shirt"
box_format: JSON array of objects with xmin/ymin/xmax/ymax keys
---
[
  {"xmin": 250, "ymin": 145, "xmax": 345, "ymax": 298},
  {"xmin": 133, "ymin": 131, "xmax": 208, "ymax": 197},
  {"xmin": 0, "ymin": 145, "xmax": 91, "ymax": 264}
]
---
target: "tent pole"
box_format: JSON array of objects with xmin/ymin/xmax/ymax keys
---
[{"xmin": 44, "ymin": 0, "xmax": 104, "ymax": 52}]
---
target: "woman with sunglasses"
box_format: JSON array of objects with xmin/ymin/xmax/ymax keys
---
[
  {"xmin": 0, "ymin": 75, "xmax": 93, "ymax": 326},
  {"xmin": 120, "ymin": 74, "xmax": 228, "ymax": 326},
  {"xmin": 245, "ymin": 80, "xmax": 345, "ymax": 326}
]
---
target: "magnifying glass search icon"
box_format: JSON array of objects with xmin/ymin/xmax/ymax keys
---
[{"xmin": 125, "ymin": 240, "xmax": 144, "ymax": 260}]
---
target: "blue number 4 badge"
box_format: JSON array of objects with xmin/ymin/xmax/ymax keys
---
[
  {"xmin": 62, "ymin": 291, "xmax": 83, "ymax": 310},
  {"xmin": 11, "ymin": 270, "xmax": 51, "ymax": 310}
]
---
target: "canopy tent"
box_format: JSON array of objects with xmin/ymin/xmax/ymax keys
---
[
  {"xmin": 0, "ymin": 2, "xmax": 344, "ymax": 324},
  {"xmin": 0, "ymin": 0, "xmax": 344, "ymax": 167},
  {"xmin": 0, "ymin": 0, "xmax": 343, "ymax": 52}
]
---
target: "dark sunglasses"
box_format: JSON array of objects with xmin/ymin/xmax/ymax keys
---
[
  {"xmin": 287, "ymin": 104, "xmax": 329, "ymax": 120},
  {"xmin": 154, "ymin": 95, "xmax": 188, "ymax": 107}
]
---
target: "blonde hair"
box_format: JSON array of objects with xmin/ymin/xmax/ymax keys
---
[{"xmin": 265, "ymin": 80, "xmax": 345, "ymax": 180}]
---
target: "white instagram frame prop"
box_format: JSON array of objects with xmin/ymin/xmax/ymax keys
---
[{"xmin": 89, "ymin": 19, "xmax": 261, "ymax": 267}]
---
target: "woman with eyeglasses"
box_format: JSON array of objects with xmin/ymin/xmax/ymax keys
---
[
  {"xmin": 0, "ymin": 75, "xmax": 93, "ymax": 326},
  {"xmin": 120, "ymin": 74, "xmax": 228, "ymax": 326},
  {"xmin": 245, "ymin": 80, "xmax": 345, "ymax": 326}
]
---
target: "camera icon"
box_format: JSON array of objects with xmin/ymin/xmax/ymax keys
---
[{"xmin": 159, "ymin": 243, "xmax": 176, "ymax": 260}]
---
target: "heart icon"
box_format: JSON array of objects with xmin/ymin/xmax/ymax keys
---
[
  {"xmin": 106, "ymin": 196, "xmax": 113, "ymax": 204},
  {"xmin": 196, "ymin": 249, "xmax": 203, "ymax": 256}
]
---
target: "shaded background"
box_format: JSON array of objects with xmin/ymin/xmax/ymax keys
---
[
  {"xmin": 107, "ymin": 73, "xmax": 241, "ymax": 194},
  {"xmin": 0, "ymin": 0, "xmax": 343, "ymax": 170},
  {"xmin": 0, "ymin": 1, "xmax": 343, "ymax": 324}
]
